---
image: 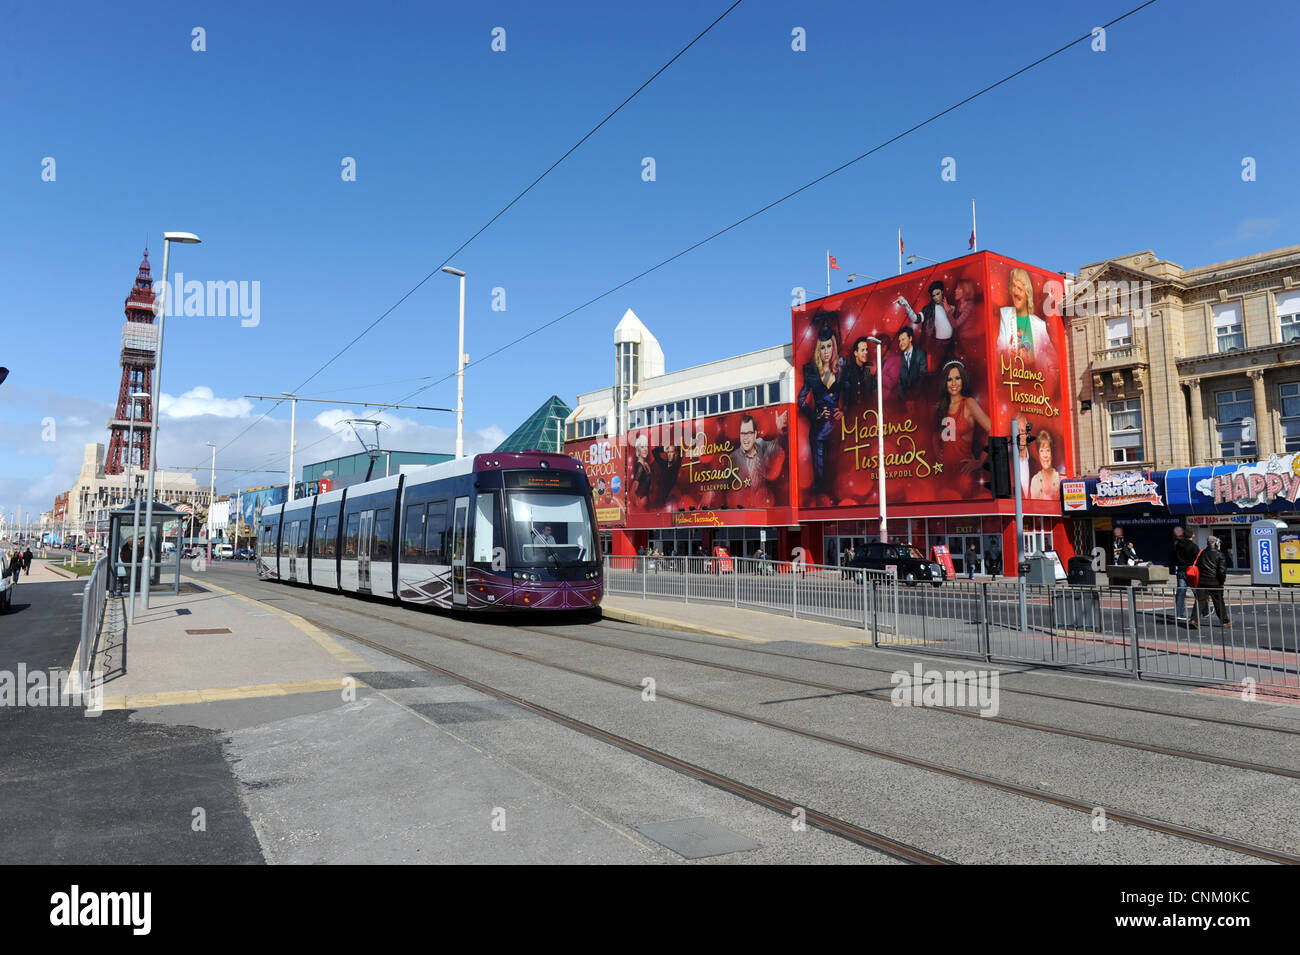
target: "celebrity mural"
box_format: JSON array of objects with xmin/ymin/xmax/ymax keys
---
[
  {"xmin": 790, "ymin": 252, "xmax": 1071, "ymax": 511},
  {"xmin": 792, "ymin": 256, "xmax": 991, "ymax": 507},
  {"xmin": 624, "ymin": 406, "xmax": 792, "ymax": 516},
  {"xmin": 985, "ymin": 254, "xmax": 1072, "ymax": 505},
  {"xmin": 564, "ymin": 437, "xmax": 627, "ymax": 526}
]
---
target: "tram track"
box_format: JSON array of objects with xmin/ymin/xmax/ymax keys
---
[
  {"xmin": 592, "ymin": 616, "xmax": 1300, "ymax": 737},
  {"xmin": 512, "ymin": 621, "xmax": 1300, "ymax": 780},
  {"xmin": 240, "ymin": 582, "xmax": 1299, "ymax": 865}
]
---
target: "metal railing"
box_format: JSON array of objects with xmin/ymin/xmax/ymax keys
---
[
  {"xmin": 605, "ymin": 555, "xmax": 899, "ymax": 639},
  {"xmin": 604, "ymin": 557, "xmax": 1300, "ymax": 690},
  {"xmin": 78, "ymin": 557, "xmax": 109, "ymax": 691}
]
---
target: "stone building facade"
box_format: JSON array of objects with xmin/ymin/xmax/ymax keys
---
[{"xmin": 1068, "ymin": 244, "xmax": 1300, "ymax": 472}]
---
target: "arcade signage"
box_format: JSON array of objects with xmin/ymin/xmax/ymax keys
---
[{"xmin": 1091, "ymin": 469, "xmax": 1163, "ymax": 508}]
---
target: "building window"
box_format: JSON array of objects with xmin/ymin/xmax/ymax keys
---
[
  {"xmin": 1107, "ymin": 398, "xmax": 1144, "ymax": 463},
  {"xmin": 1278, "ymin": 291, "xmax": 1300, "ymax": 343},
  {"xmin": 1281, "ymin": 382, "xmax": 1300, "ymax": 453},
  {"xmin": 1215, "ymin": 388, "xmax": 1256, "ymax": 459},
  {"xmin": 1213, "ymin": 302, "xmax": 1244, "ymax": 352},
  {"xmin": 1105, "ymin": 316, "xmax": 1132, "ymax": 348},
  {"xmin": 768, "ymin": 381, "xmax": 781, "ymax": 404}
]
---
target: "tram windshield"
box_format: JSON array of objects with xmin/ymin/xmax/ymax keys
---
[{"xmin": 506, "ymin": 490, "xmax": 595, "ymax": 567}]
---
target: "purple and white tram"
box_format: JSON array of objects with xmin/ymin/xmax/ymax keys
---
[{"xmin": 257, "ymin": 452, "xmax": 602, "ymax": 612}]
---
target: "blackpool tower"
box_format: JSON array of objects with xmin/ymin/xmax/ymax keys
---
[{"xmin": 104, "ymin": 250, "xmax": 158, "ymax": 475}]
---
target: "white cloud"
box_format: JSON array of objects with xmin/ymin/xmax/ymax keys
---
[
  {"xmin": 1217, "ymin": 217, "xmax": 1281, "ymax": 246},
  {"xmin": 159, "ymin": 386, "xmax": 253, "ymax": 419}
]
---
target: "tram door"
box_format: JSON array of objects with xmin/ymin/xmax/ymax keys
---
[
  {"xmin": 357, "ymin": 510, "xmax": 374, "ymax": 593},
  {"xmin": 451, "ymin": 497, "xmax": 468, "ymax": 607},
  {"xmin": 286, "ymin": 522, "xmax": 298, "ymax": 581}
]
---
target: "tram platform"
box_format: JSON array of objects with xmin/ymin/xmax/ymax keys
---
[{"xmin": 91, "ymin": 578, "xmax": 367, "ymax": 712}]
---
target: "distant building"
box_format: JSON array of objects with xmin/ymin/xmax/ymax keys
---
[
  {"xmin": 300, "ymin": 450, "xmax": 452, "ymax": 492},
  {"xmin": 63, "ymin": 442, "xmax": 209, "ymax": 544},
  {"xmin": 1065, "ymin": 243, "xmax": 1300, "ymax": 568},
  {"xmin": 495, "ymin": 395, "xmax": 572, "ymax": 453}
]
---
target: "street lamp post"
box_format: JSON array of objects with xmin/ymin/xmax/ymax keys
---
[
  {"xmin": 846, "ymin": 272, "xmax": 879, "ymax": 285},
  {"xmin": 141, "ymin": 231, "xmax": 200, "ymax": 610},
  {"xmin": 283, "ymin": 393, "xmax": 298, "ymax": 501},
  {"xmin": 126, "ymin": 390, "xmax": 149, "ymax": 623},
  {"xmin": 206, "ymin": 441, "xmax": 216, "ymax": 563},
  {"xmin": 441, "ymin": 266, "xmax": 467, "ymax": 458},
  {"xmin": 866, "ymin": 337, "xmax": 887, "ymax": 543},
  {"xmin": 905, "ymin": 253, "xmax": 940, "ymax": 267}
]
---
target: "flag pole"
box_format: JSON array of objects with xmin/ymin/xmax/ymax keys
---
[
  {"xmin": 897, "ymin": 229, "xmax": 902, "ymax": 275},
  {"xmin": 972, "ymin": 199, "xmax": 978, "ymax": 253},
  {"xmin": 826, "ymin": 249, "xmax": 830, "ymax": 297}
]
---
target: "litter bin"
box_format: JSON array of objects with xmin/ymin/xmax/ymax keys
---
[
  {"xmin": 1067, "ymin": 555, "xmax": 1096, "ymax": 586},
  {"xmin": 1052, "ymin": 587, "xmax": 1101, "ymax": 629}
]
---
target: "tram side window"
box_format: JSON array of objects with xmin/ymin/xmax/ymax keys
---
[
  {"xmin": 427, "ymin": 501, "xmax": 449, "ymax": 564},
  {"xmin": 343, "ymin": 513, "xmax": 360, "ymax": 558},
  {"xmin": 315, "ymin": 518, "xmax": 332, "ymax": 557},
  {"xmin": 260, "ymin": 524, "xmax": 272, "ymax": 555},
  {"xmin": 296, "ymin": 521, "xmax": 309, "ymax": 557},
  {"xmin": 403, "ymin": 504, "xmax": 425, "ymax": 562},
  {"xmin": 472, "ymin": 493, "xmax": 502, "ymax": 566},
  {"xmin": 373, "ymin": 509, "xmax": 392, "ymax": 561},
  {"xmin": 280, "ymin": 523, "xmax": 293, "ymax": 557},
  {"xmin": 324, "ymin": 517, "xmax": 337, "ymax": 558}
]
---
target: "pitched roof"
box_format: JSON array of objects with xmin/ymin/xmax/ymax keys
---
[{"xmin": 495, "ymin": 395, "xmax": 574, "ymax": 453}]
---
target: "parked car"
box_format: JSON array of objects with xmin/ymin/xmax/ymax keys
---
[
  {"xmin": 849, "ymin": 542, "xmax": 946, "ymax": 587},
  {"xmin": 214, "ymin": 543, "xmax": 234, "ymax": 559},
  {"xmin": 234, "ymin": 547, "xmax": 256, "ymax": 561}
]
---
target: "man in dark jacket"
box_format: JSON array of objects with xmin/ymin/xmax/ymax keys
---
[
  {"xmin": 1169, "ymin": 525, "xmax": 1198, "ymax": 620},
  {"xmin": 22, "ymin": 547, "xmax": 32, "ymax": 572},
  {"xmin": 1189, "ymin": 536, "xmax": 1231, "ymax": 629}
]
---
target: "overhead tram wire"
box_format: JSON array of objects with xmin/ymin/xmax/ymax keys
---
[
  {"xmin": 211, "ymin": 0, "xmax": 747, "ymax": 463},
  {"xmin": 342, "ymin": 0, "xmax": 1160, "ymax": 411},
  {"xmin": 225, "ymin": 0, "xmax": 1159, "ymax": 477}
]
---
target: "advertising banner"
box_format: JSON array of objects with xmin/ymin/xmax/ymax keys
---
[
  {"xmin": 624, "ymin": 405, "xmax": 793, "ymax": 517},
  {"xmin": 983, "ymin": 254, "xmax": 1073, "ymax": 507},
  {"xmin": 1165, "ymin": 453, "xmax": 1300, "ymax": 515},
  {"xmin": 790, "ymin": 251, "xmax": 1070, "ymax": 512},
  {"xmin": 565, "ymin": 437, "xmax": 626, "ymax": 527},
  {"xmin": 239, "ymin": 485, "xmax": 287, "ymax": 531}
]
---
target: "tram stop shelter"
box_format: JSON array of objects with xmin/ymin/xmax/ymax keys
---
[{"xmin": 106, "ymin": 500, "xmax": 184, "ymax": 596}]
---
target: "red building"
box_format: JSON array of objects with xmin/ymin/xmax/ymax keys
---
[{"xmin": 565, "ymin": 252, "xmax": 1076, "ymax": 576}]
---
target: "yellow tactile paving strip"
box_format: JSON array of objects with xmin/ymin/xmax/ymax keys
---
[
  {"xmin": 181, "ymin": 576, "xmax": 369, "ymax": 669},
  {"xmin": 99, "ymin": 677, "xmax": 353, "ymax": 711}
]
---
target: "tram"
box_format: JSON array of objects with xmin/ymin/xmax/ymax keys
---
[{"xmin": 256, "ymin": 452, "xmax": 602, "ymax": 612}]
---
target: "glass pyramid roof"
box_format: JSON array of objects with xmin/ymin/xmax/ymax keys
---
[{"xmin": 495, "ymin": 394, "xmax": 573, "ymax": 453}]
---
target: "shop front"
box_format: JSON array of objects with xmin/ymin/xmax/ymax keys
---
[{"xmin": 1066, "ymin": 455, "xmax": 1300, "ymax": 571}]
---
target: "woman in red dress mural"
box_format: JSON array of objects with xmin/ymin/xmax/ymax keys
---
[{"xmin": 935, "ymin": 361, "xmax": 992, "ymax": 498}]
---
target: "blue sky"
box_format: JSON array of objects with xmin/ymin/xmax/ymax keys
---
[{"xmin": 1, "ymin": 0, "xmax": 1295, "ymax": 518}]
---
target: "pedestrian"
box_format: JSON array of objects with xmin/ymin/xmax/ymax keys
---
[
  {"xmin": 986, "ymin": 542, "xmax": 1001, "ymax": 576},
  {"xmin": 7, "ymin": 549, "xmax": 22, "ymax": 585},
  {"xmin": 1111, "ymin": 528, "xmax": 1131, "ymax": 566},
  {"xmin": 966, "ymin": 543, "xmax": 979, "ymax": 579},
  {"xmin": 1169, "ymin": 525, "xmax": 1198, "ymax": 621},
  {"xmin": 1189, "ymin": 536, "xmax": 1231, "ymax": 630},
  {"xmin": 22, "ymin": 546, "xmax": 32, "ymax": 572}
]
